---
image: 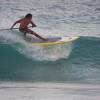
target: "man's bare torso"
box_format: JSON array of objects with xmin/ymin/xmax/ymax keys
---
[
  {"xmin": 19, "ymin": 18, "xmax": 31, "ymax": 29},
  {"xmin": 10, "ymin": 13, "xmax": 47, "ymax": 40}
]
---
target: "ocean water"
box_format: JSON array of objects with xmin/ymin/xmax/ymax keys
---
[
  {"xmin": 0, "ymin": 36, "xmax": 100, "ymax": 84},
  {"xmin": 0, "ymin": 0, "xmax": 100, "ymax": 100}
]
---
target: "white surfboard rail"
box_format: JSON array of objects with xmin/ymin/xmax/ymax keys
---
[{"xmin": 31, "ymin": 36, "xmax": 80, "ymax": 46}]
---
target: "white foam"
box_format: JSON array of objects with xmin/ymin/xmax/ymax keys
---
[
  {"xmin": 0, "ymin": 82, "xmax": 100, "ymax": 100},
  {"xmin": 0, "ymin": 30, "xmax": 73, "ymax": 61}
]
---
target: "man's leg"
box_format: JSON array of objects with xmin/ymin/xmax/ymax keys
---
[
  {"xmin": 27, "ymin": 29, "xmax": 47, "ymax": 41},
  {"xmin": 19, "ymin": 29, "xmax": 27, "ymax": 36}
]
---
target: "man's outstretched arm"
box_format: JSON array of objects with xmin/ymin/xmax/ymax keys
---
[{"xmin": 10, "ymin": 20, "xmax": 21, "ymax": 29}]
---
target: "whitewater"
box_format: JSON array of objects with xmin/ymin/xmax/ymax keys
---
[{"xmin": 0, "ymin": 0, "xmax": 100, "ymax": 100}]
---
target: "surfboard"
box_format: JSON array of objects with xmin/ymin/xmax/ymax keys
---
[{"xmin": 30, "ymin": 36, "xmax": 79, "ymax": 46}]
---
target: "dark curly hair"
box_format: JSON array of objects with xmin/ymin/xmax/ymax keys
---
[{"xmin": 25, "ymin": 13, "xmax": 32, "ymax": 18}]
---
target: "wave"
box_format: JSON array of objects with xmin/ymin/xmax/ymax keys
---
[
  {"xmin": 0, "ymin": 30, "xmax": 73, "ymax": 61},
  {"xmin": 0, "ymin": 35, "xmax": 100, "ymax": 83},
  {"xmin": 0, "ymin": 0, "xmax": 100, "ymax": 84}
]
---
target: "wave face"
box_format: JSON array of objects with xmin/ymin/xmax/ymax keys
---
[
  {"xmin": 0, "ymin": 37, "xmax": 100, "ymax": 84},
  {"xmin": 0, "ymin": 0, "xmax": 100, "ymax": 84}
]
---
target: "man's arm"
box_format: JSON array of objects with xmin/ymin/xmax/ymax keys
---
[
  {"xmin": 10, "ymin": 20, "xmax": 21, "ymax": 29},
  {"xmin": 31, "ymin": 21, "xmax": 36, "ymax": 27}
]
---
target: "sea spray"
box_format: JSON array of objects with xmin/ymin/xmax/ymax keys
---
[
  {"xmin": 0, "ymin": 30, "xmax": 73, "ymax": 61},
  {"xmin": 19, "ymin": 43, "xmax": 73, "ymax": 61}
]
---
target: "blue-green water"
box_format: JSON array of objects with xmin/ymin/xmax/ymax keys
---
[
  {"xmin": 0, "ymin": 37, "xmax": 100, "ymax": 84},
  {"xmin": 0, "ymin": 0, "xmax": 100, "ymax": 100},
  {"xmin": 0, "ymin": 0, "xmax": 100, "ymax": 99}
]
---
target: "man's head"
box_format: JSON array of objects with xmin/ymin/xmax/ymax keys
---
[{"xmin": 25, "ymin": 13, "xmax": 32, "ymax": 19}]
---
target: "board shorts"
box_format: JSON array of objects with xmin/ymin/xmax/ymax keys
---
[{"xmin": 19, "ymin": 28, "xmax": 33, "ymax": 36}]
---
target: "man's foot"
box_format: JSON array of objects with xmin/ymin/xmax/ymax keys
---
[{"xmin": 42, "ymin": 38, "xmax": 48, "ymax": 41}]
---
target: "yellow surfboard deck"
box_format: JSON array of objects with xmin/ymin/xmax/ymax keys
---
[{"xmin": 31, "ymin": 36, "xmax": 79, "ymax": 46}]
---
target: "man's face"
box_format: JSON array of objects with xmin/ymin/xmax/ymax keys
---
[
  {"xmin": 29, "ymin": 16, "xmax": 32, "ymax": 20},
  {"xmin": 27, "ymin": 16, "xmax": 32, "ymax": 21}
]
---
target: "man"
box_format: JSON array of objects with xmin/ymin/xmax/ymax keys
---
[{"xmin": 10, "ymin": 13, "xmax": 47, "ymax": 41}]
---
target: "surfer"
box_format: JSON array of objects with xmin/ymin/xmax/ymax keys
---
[{"xmin": 10, "ymin": 13, "xmax": 47, "ymax": 41}]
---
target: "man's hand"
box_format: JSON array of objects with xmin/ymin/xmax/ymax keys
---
[
  {"xmin": 32, "ymin": 24, "xmax": 36, "ymax": 27},
  {"xmin": 10, "ymin": 27, "xmax": 13, "ymax": 30},
  {"xmin": 31, "ymin": 21, "xmax": 36, "ymax": 27}
]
